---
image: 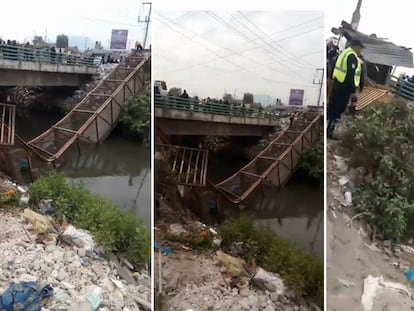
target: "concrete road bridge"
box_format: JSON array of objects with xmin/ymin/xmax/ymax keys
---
[
  {"xmin": 154, "ymin": 95, "xmax": 280, "ymax": 136},
  {"xmin": 0, "ymin": 43, "xmax": 97, "ymax": 86}
]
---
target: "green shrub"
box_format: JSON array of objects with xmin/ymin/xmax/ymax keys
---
[
  {"xmin": 30, "ymin": 172, "xmax": 150, "ymax": 266},
  {"xmin": 340, "ymin": 99, "xmax": 414, "ymax": 241},
  {"xmin": 221, "ymin": 215, "xmax": 323, "ymax": 306},
  {"xmin": 119, "ymin": 91, "xmax": 150, "ymax": 145},
  {"xmin": 299, "ymin": 143, "xmax": 324, "ymax": 185}
]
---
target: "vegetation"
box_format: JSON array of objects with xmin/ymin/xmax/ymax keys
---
[
  {"xmin": 30, "ymin": 173, "xmax": 150, "ymax": 267},
  {"xmin": 119, "ymin": 91, "xmax": 150, "ymax": 146},
  {"xmin": 340, "ymin": 99, "xmax": 414, "ymax": 242},
  {"xmin": 299, "ymin": 143, "xmax": 324, "ymax": 185},
  {"xmin": 221, "ymin": 215, "xmax": 323, "ymax": 306}
]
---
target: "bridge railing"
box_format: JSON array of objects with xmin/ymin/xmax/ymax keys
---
[
  {"xmin": 155, "ymin": 94, "xmax": 278, "ymax": 119},
  {"xmin": 390, "ymin": 75, "xmax": 414, "ymax": 102},
  {"xmin": 0, "ymin": 44, "xmax": 97, "ymax": 68}
]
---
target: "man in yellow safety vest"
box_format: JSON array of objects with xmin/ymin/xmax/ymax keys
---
[{"xmin": 327, "ymin": 38, "xmax": 365, "ymax": 139}]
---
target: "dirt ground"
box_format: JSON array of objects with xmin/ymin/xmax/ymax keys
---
[{"xmin": 327, "ymin": 142, "xmax": 414, "ymax": 311}]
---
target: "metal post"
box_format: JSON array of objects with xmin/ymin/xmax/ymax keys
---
[
  {"xmin": 138, "ymin": 2, "xmax": 152, "ymax": 49},
  {"xmin": 313, "ymin": 68, "xmax": 324, "ymax": 106}
]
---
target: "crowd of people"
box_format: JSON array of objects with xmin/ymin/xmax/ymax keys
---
[{"xmin": 0, "ymin": 39, "xmax": 96, "ymax": 66}]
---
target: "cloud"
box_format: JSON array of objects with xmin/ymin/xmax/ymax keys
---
[
  {"xmin": 0, "ymin": 0, "xmax": 150, "ymax": 49},
  {"xmin": 153, "ymin": 10, "xmax": 324, "ymax": 104}
]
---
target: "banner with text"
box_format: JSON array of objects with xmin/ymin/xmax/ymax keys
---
[
  {"xmin": 288, "ymin": 89, "xmax": 304, "ymax": 106},
  {"xmin": 110, "ymin": 29, "xmax": 128, "ymax": 50}
]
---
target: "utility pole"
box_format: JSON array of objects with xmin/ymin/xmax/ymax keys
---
[
  {"xmin": 351, "ymin": 0, "xmax": 363, "ymax": 31},
  {"xmin": 313, "ymin": 68, "xmax": 324, "ymax": 106},
  {"xmin": 138, "ymin": 2, "xmax": 152, "ymax": 48}
]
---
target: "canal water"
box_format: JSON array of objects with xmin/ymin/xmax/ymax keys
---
[
  {"xmin": 208, "ymin": 149, "xmax": 323, "ymax": 259},
  {"xmin": 15, "ymin": 111, "xmax": 151, "ymax": 227}
]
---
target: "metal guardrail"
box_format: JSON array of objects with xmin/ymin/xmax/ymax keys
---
[
  {"xmin": 156, "ymin": 143, "xmax": 208, "ymax": 186},
  {"xmin": 0, "ymin": 44, "xmax": 97, "ymax": 68},
  {"xmin": 155, "ymin": 94, "xmax": 278, "ymax": 120},
  {"xmin": 0, "ymin": 103, "xmax": 15, "ymax": 146},
  {"xmin": 390, "ymin": 75, "xmax": 414, "ymax": 102}
]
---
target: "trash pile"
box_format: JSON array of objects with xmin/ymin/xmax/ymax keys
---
[
  {"xmin": 0, "ymin": 185, "xmax": 151, "ymax": 311},
  {"xmin": 328, "ymin": 145, "xmax": 414, "ymax": 310},
  {"xmin": 157, "ymin": 250, "xmax": 319, "ymax": 311},
  {"xmin": 156, "ymin": 222, "xmax": 319, "ymax": 311}
]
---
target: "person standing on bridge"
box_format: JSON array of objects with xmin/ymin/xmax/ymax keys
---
[{"xmin": 328, "ymin": 39, "xmax": 365, "ymax": 139}]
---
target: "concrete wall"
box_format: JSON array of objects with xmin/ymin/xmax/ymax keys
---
[
  {"xmin": 155, "ymin": 107, "xmax": 278, "ymax": 136},
  {"xmin": 0, "ymin": 59, "xmax": 97, "ymax": 74},
  {"xmin": 0, "ymin": 59, "xmax": 96, "ymax": 86},
  {"xmin": 0, "ymin": 69, "xmax": 91, "ymax": 86}
]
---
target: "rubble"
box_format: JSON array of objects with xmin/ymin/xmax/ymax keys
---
[
  {"xmin": 157, "ymin": 251, "xmax": 313, "ymax": 311},
  {"xmin": 0, "ymin": 211, "xmax": 151, "ymax": 310}
]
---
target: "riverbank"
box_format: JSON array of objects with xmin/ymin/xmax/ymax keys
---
[
  {"xmin": 327, "ymin": 141, "xmax": 413, "ymax": 310},
  {"xmin": 327, "ymin": 100, "xmax": 414, "ymax": 310},
  {"xmin": 0, "ymin": 174, "xmax": 151, "ymax": 310},
  {"xmin": 155, "ymin": 192, "xmax": 323, "ymax": 310}
]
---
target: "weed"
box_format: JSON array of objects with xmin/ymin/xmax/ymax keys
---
[
  {"xmin": 340, "ymin": 99, "xmax": 414, "ymax": 242},
  {"xmin": 221, "ymin": 215, "xmax": 323, "ymax": 306},
  {"xmin": 30, "ymin": 172, "xmax": 150, "ymax": 267}
]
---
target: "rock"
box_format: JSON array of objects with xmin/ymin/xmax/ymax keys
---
[
  {"xmin": 118, "ymin": 265, "xmax": 136, "ymax": 284},
  {"xmin": 253, "ymin": 268, "xmax": 285, "ymax": 295},
  {"xmin": 78, "ymin": 248, "xmax": 87, "ymax": 257},
  {"xmin": 18, "ymin": 273, "xmax": 37, "ymax": 282},
  {"xmin": 68, "ymin": 301, "xmax": 94, "ymax": 311},
  {"xmin": 263, "ymin": 306, "xmax": 276, "ymax": 311},
  {"xmin": 169, "ymin": 223, "xmax": 188, "ymax": 236},
  {"xmin": 57, "ymin": 269, "xmax": 67, "ymax": 281}
]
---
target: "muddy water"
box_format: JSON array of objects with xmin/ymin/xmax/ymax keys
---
[
  {"xmin": 15, "ymin": 111, "xmax": 151, "ymax": 227},
  {"xmin": 209, "ymin": 151, "xmax": 323, "ymax": 258}
]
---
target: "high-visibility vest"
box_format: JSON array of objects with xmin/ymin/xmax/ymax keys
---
[{"xmin": 332, "ymin": 47, "xmax": 363, "ymax": 87}]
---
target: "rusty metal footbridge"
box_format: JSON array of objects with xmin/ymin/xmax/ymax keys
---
[
  {"xmin": 158, "ymin": 107, "xmax": 323, "ymax": 203},
  {"xmin": 26, "ymin": 50, "xmax": 151, "ymax": 163}
]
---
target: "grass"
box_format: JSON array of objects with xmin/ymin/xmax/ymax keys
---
[
  {"xmin": 221, "ymin": 215, "xmax": 323, "ymax": 306},
  {"xmin": 30, "ymin": 172, "xmax": 151, "ymax": 267}
]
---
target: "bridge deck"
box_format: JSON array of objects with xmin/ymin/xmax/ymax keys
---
[
  {"xmin": 26, "ymin": 51, "xmax": 151, "ymax": 163},
  {"xmin": 214, "ymin": 108, "xmax": 323, "ymax": 203}
]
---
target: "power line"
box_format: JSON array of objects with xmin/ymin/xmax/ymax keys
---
[
  {"xmin": 158, "ymin": 10, "xmax": 314, "ymax": 83},
  {"xmin": 80, "ymin": 16, "xmax": 146, "ymax": 28},
  {"xmin": 218, "ymin": 11, "xmax": 306, "ymax": 79},
  {"xmin": 206, "ymin": 11, "xmax": 301, "ymax": 76},
  {"xmin": 155, "ymin": 12, "xmax": 322, "ymax": 76},
  {"xmin": 237, "ymin": 11, "xmax": 309, "ymax": 66},
  {"xmin": 154, "ymin": 15, "xmax": 316, "ymax": 89}
]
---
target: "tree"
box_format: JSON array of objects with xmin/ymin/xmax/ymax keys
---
[
  {"xmin": 56, "ymin": 34, "xmax": 69, "ymax": 49},
  {"xmin": 243, "ymin": 92, "xmax": 254, "ymax": 105},
  {"xmin": 169, "ymin": 87, "xmax": 182, "ymax": 97}
]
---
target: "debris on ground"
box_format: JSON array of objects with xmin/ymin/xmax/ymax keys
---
[
  {"xmin": 327, "ymin": 142, "xmax": 414, "ymax": 311},
  {"xmin": 361, "ymin": 275, "xmax": 411, "ymax": 311},
  {"xmin": 0, "ymin": 210, "xmax": 151, "ymax": 310}
]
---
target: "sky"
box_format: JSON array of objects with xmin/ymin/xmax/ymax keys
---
[
  {"xmin": 325, "ymin": 0, "xmax": 414, "ymax": 75},
  {"xmin": 0, "ymin": 0, "xmax": 151, "ymax": 50},
  {"xmin": 153, "ymin": 11, "xmax": 324, "ymax": 105}
]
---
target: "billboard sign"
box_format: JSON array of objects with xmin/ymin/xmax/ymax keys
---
[
  {"xmin": 110, "ymin": 29, "xmax": 128, "ymax": 50},
  {"xmin": 288, "ymin": 89, "xmax": 304, "ymax": 106}
]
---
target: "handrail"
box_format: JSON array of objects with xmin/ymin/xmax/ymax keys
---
[
  {"xmin": 0, "ymin": 43, "xmax": 97, "ymax": 68},
  {"xmin": 390, "ymin": 75, "xmax": 414, "ymax": 101},
  {"xmin": 155, "ymin": 94, "xmax": 278, "ymax": 120}
]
